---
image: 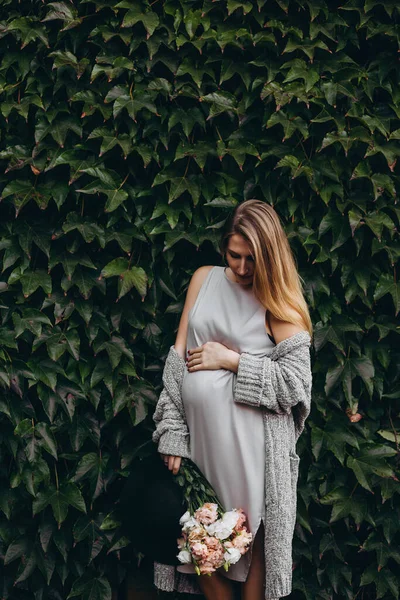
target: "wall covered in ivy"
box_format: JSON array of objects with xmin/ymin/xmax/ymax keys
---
[{"xmin": 0, "ymin": 1, "xmax": 399, "ymax": 599}]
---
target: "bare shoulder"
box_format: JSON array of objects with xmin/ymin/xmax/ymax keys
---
[
  {"xmin": 189, "ymin": 265, "xmax": 214, "ymax": 289},
  {"xmin": 185, "ymin": 266, "xmax": 214, "ymax": 309},
  {"xmin": 269, "ymin": 307, "xmax": 307, "ymax": 345},
  {"xmin": 174, "ymin": 266, "xmax": 214, "ymax": 357}
]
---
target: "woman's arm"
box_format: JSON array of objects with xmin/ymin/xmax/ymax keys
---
[
  {"xmin": 174, "ymin": 265, "xmax": 213, "ymax": 358},
  {"xmin": 187, "ymin": 309, "xmax": 307, "ymax": 375},
  {"xmin": 233, "ymin": 331, "xmax": 311, "ymax": 411},
  {"xmin": 152, "ymin": 266, "xmax": 214, "ymax": 471},
  {"xmin": 233, "ymin": 330, "xmax": 312, "ymax": 441},
  {"xmin": 186, "ymin": 312, "xmax": 312, "ymax": 440}
]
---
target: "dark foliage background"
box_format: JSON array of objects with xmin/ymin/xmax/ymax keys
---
[{"xmin": 0, "ymin": 0, "xmax": 399, "ymax": 599}]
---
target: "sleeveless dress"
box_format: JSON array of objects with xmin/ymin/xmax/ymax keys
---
[{"xmin": 176, "ymin": 266, "xmax": 276, "ymax": 582}]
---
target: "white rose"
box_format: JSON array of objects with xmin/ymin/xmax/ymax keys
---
[
  {"xmin": 182, "ymin": 516, "xmax": 200, "ymax": 532},
  {"xmin": 179, "ymin": 511, "xmax": 191, "ymax": 525},
  {"xmin": 221, "ymin": 510, "xmax": 240, "ymax": 530},
  {"xmin": 224, "ymin": 547, "xmax": 242, "ymax": 565},
  {"xmin": 205, "ymin": 520, "xmax": 233, "ymax": 540},
  {"xmin": 177, "ymin": 550, "xmax": 192, "ymax": 564}
]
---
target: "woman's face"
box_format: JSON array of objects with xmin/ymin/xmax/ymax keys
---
[{"xmin": 225, "ymin": 234, "xmax": 255, "ymax": 286}]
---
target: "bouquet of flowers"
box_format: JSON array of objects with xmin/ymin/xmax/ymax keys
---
[{"xmin": 173, "ymin": 459, "xmax": 253, "ymax": 575}]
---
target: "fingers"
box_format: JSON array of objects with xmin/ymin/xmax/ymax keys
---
[
  {"xmin": 186, "ymin": 347, "xmax": 203, "ymax": 372},
  {"xmin": 165, "ymin": 455, "xmax": 181, "ymax": 474},
  {"xmin": 172, "ymin": 456, "xmax": 181, "ymax": 474},
  {"xmin": 187, "ymin": 346, "xmax": 203, "ymax": 355},
  {"xmin": 187, "ymin": 356, "xmax": 202, "ymax": 368},
  {"xmin": 160, "ymin": 453, "xmax": 182, "ymax": 474}
]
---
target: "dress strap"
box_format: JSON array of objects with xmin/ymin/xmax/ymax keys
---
[{"xmin": 266, "ymin": 311, "xmax": 276, "ymax": 344}]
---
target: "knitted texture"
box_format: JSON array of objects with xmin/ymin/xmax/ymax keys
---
[
  {"xmin": 152, "ymin": 345, "xmax": 191, "ymax": 459},
  {"xmin": 234, "ymin": 330, "xmax": 312, "ymax": 442},
  {"xmin": 152, "ymin": 332, "xmax": 313, "ymax": 599}
]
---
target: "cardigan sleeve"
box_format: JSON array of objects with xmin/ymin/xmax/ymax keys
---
[
  {"xmin": 233, "ymin": 332, "xmax": 312, "ymax": 440},
  {"xmin": 152, "ymin": 346, "xmax": 191, "ymax": 459}
]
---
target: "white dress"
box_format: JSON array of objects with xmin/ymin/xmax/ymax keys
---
[{"xmin": 177, "ymin": 266, "xmax": 275, "ymax": 581}]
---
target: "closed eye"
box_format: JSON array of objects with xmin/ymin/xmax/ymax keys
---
[{"xmin": 229, "ymin": 251, "xmax": 253, "ymax": 261}]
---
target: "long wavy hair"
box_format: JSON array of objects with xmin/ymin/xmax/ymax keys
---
[{"xmin": 220, "ymin": 199, "xmax": 313, "ymax": 338}]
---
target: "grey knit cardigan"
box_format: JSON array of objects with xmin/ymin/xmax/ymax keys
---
[{"xmin": 152, "ymin": 330, "xmax": 313, "ymax": 599}]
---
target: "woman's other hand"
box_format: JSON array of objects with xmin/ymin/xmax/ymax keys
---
[
  {"xmin": 160, "ymin": 453, "xmax": 182, "ymax": 475},
  {"xmin": 186, "ymin": 342, "xmax": 240, "ymax": 373}
]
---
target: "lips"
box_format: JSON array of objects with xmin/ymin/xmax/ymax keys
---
[{"xmin": 236, "ymin": 274, "xmax": 252, "ymax": 280}]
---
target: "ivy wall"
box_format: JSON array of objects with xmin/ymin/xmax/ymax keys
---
[{"xmin": 0, "ymin": 1, "xmax": 399, "ymax": 599}]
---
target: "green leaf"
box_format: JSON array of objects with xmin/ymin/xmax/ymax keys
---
[
  {"xmin": 101, "ymin": 258, "xmax": 129, "ymax": 278},
  {"xmin": 62, "ymin": 213, "xmax": 105, "ymax": 246},
  {"xmin": 325, "ymin": 355, "xmax": 374, "ymax": 402},
  {"xmin": 120, "ymin": 6, "xmax": 159, "ymax": 37},
  {"xmin": 73, "ymin": 452, "xmax": 107, "ymax": 501},
  {"xmin": 311, "ymin": 421, "xmax": 359, "ymax": 465},
  {"xmin": 19, "ymin": 270, "xmax": 52, "ymax": 297},
  {"xmin": 27, "ymin": 359, "xmax": 59, "ymax": 391},
  {"xmin": 118, "ymin": 267, "xmax": 147, "ymax": 300},
  {"xmin": 200, "ymin": 92, "xmax": 238, "ymax": 118},
  {"xmin": 4, "ymin": 537, "xmax": 30, "ymax": 565},
  {"xmin": 33, "ymin": 483, "xmax": 86, "ymax": 525},
  {"xmin": 374, "ymin": 274, "xmax": 400, "ymax": 316},
  {"xmin": 100, "ymin": 511, "xmax": 121, "ymax": 531},
  {"xmin": 347, "ymin": 446, "xmax": 396, "ymax": 492},
  {"xmin": 377, "ymin": 430, "xmax": 399, "ymax": 444},
  {"xmin": 36, "ymin": 423, "xmax": 58, "ymax": 460},
  {"xmin": 101, "ymin": 260, "xmax": 147, "ymax": 299},
  {"xmin": 68, "ymin": 574, "xmax": 111, "ymax": 600}
]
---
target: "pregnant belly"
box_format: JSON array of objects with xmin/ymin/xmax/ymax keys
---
[{"xmin": 182, "ymin": 368, "xmax": 234, "ymax": 412}]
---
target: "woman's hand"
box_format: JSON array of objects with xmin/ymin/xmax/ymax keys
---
[
  {"xmin": 160, "ymin": 453, "xmax": 181, "ymax": 475},
  {"xmin": 186, "ymin": 342, "xmax": 240, "ymax": 373}
]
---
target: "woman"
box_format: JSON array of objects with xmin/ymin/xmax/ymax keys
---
[{"xmin": 153, "ymin": 199, "xmax": 313, "ymax": 600}]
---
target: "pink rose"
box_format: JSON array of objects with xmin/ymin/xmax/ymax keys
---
[
  {"xmin": 232, "ymin": 530, "xmax": 253, "ymax": 554},
  {"xmin": 206, "ymin": 549, "xmax": 224, "ymax": 569},
  {"xmin": 194, "ymin": 503, "xmax": 219, "ymax": 526},
  {"xmin": 233, "ymin": 509, "xmax": 247, "ymax": 532},
  {"xmin": 191, "ymin": 542, "xmax": 209, "ymax": 560},
  {"xmin": 199, "ymin": 562, "xmax": 215, "ymax": 575},
  {"xmin": 204, "ymin": 536, "xmax": 221, "ymax": 551}
]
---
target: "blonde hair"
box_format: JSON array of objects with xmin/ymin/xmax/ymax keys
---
[{"xmin": 220, "ymin": 199, "xmax": 313, "ymax": 338}]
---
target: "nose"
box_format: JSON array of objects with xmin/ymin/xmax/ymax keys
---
[{"xmin": 237, "ymin": 259, "xmax": 248, "ymax": 275}]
